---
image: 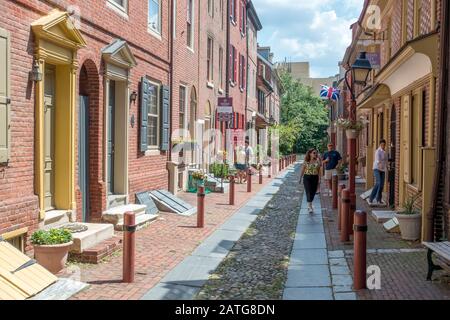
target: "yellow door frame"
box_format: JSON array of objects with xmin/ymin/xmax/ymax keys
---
[{"xmin": 31, "ymin": 10, "xmax": 86, "ymax": 220}]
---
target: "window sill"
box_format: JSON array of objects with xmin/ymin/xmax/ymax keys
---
[
  {"xmin": 147, "ymin": 28, "xmax": 162, "ymax": 41},
  {"xmin": 240, "ymin": 87, "xmax": 245, "ymax": 93},
  {"xmin": 229, "ymin": 81, "xmax": 236, "ymax": 87},
  {"xmin": 207, "ymin": 82, "xmax": 214, "ymax": 89},
  {"xmin": 218, "ymin": 88, "xmax": 224, "ymax": 95},
  {"xmin": 230, "ymin": 18, "xmax": 237, "ymax": 26},
  {"xmin": 145, "ymin": 149, "xmax": 161, "ymax": 157},
  {"xmin": 187, "ymin": 46, "xmax": 195, "ymax": 54}
]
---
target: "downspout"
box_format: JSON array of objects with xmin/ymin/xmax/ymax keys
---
[
  {"xmin": 168, "ymin": 0, "xmax": 174, "ymax": 188},
  {"xmin": 429, "ymin": 0, "xmax": 448, "ymax": 242}
]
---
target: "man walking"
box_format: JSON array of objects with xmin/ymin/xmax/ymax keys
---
[
  {"xmin": 368, "ymin": 139, "xmax": 388, "ymax": 206},
  {"xmin": 322, "ymin": 143, "xmax": 342, "ymax": 197}
]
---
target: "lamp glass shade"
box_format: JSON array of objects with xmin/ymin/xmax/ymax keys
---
[{"xmin": 352, "ymin": 52, "xmax": 372, "ymax": 85}]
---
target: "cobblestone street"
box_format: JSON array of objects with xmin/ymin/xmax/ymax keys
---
[{"xmin": 196, "ymin": 166, "xmax": 302, "ymax": 300}]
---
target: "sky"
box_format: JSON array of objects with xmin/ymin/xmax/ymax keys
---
[{"xmin": 252, "ymin": 0, "xmax": 364, "ymax": 78}]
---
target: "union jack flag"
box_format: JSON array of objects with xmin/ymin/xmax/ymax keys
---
[{"xmin": 320, "ymin": 85, "xmax": 340, "ymax": 101}]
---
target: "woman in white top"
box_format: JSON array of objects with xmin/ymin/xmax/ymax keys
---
[{"xmin": 369, "ymin": 139, "xmax": 388, "ymax": 205}]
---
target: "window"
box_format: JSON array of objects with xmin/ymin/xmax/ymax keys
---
[
  {"xmin": 187, "ymin": 0, "xmax": 194, "ymax": 49},
  {"xmin": 108, "ymin": 0, "xmax": 128, "ymax": 13},
  {"xmin": 221, "ymin": 0, "xmax": 224, "ymax": 29},
  {"xmin": 148, "ymin": 0, "xmax": 161, "ymax": 34},
  {"xmin": 230, "ymin": 45, "xmax": 237, "ymax": 83},
  {"xmin": 414, "ymin": 0, "xmax": 423, "ymax": 37},
  {"xmin": 219, "ymin": 47, "xmax": 224, "ymax": 89},
  {"xmin": 230, "ymin": 0, "xmax": 236, "ymax": 23},
  {"xmin": 208, "ymin": 0, "xmax": 214, "ymax": 17},
  {"xmin": 410, "ymin": 90, "xmax": 425, "ymax": 187},
  {"xmin": 207, "ymin": 37, "xmax": 214, "ymax": 83},
  {"xmin": 239, "ymin": 54, "xmax": 246, "ymax": 90},
  {"xmin": 239, "ymin": 0, "xmax": 246, "ymax": 35},
  {"xmin": 147, "ymin": 82, "xmax": 160, "ymax": 148},
  {"xmin": 179, "ymin": 86, "xmax": 186, "ymax": 137}
]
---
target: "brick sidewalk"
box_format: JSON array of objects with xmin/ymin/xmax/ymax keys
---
[
  {"xmin": 320, "ymin": 183, "xmax": 450, "ymax": 300},
  {"xmin": 69, "ymin": 173, "xmax": 281, "ymax": 300}
]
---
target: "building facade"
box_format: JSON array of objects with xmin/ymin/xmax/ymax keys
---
[{"xmin": 338, "ymin": 0, "xmax": 442, "ymax": 242}]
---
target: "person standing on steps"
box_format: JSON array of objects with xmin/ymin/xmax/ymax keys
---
[
  {"xmin": 299, "ymin": 149, "xmax": 322, "ymax": 213},
  {"xmin": 322, "ymin": 143, "xmax": 342, "ymax": 197},
  {"xmin": 368, "ymin": 139, "xmax": 388, "ymax": 206}
]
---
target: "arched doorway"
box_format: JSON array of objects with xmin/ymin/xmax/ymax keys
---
[
  {"xmin": 189, "ymin": 87, "xmax": 197, "ymax": 165},
  {"xmin": 78, "ymin": 59, "xmax": 99, "ymax": 222}
]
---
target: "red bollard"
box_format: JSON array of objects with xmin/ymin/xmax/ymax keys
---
[
  {"xmin": 123, "ymin": 211, "xmax": 136, "ymax": 283},
  {"xmin": 247, "ymin": 168, "xmax": 252, "ymax": 192},
  {"xmin": 197, "ymin": 185, "xmax": 205, "ymax": 228},
  {"xmin": 349, "ymin": 195, "xmax": 356, "ymax": 236},
  {"xmin": 229, "ymin": 175, "xmax": 235, "ymax": 206},
  {"xmin": 354, "ymin": 210, "xmax": 368, "ymax": 290},
  {"xmin": 332, "ymin": 174, "xmax": 339, "ymax": 209},
  {"xmin": 340, "ymin": 189, "xmax": 350, "ymax": 242},
  {"xmin": 338, "ymin": 184, "xmax": 346, "ymax": 231},
  {"xmin": 259, "ymin": 168, "xmax": 263, "ymax": 184}
]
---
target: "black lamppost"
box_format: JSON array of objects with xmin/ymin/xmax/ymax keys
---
[{"xmin": 344, "ymin": 52, "xmax": 372, "ymax": 224}]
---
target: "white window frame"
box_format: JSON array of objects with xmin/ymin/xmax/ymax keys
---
[
  {"xmin": 179, "ymin": 85, "xmax": 187, "ymax": 138},
  {"xmin": 173, "ymin": 0, "xmax": 177, "ymax": 39},
  {"xmin": 148, "ymin": 0, "xmax": 162, "ymax": 37},
  {"xmin": 107, "ymin": 0, "xmax": 129, "ymax": 16},
  {"xmin": 147, "ymin": 80, "xmax": 161, "ymax": 149},
  {"xmin": 219, "ymin": 47, "xmax": 224, "ymax": 90},
  {"xmin": 187, "ymin": 0, "xmax": 195, "ymax": 50},
  {"xmin": 208, "ymin": 0, "xmax": 214, "ymax": 17},
  {"xmin": 207, "ymin": 36, "xmax": 214, "ymax": 83}
]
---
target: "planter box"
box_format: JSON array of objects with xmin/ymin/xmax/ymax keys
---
[
  {"xmin": 34, "ymin": 241, "xmax": 73, "ymax": 274},
  {"xmin": 394, "ymin": 213, "xmax": 422, "ymax": 241}
]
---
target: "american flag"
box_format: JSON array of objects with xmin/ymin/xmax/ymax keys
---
[{"xmin": 320, "ymin": 85, "xmax": 340, "ymax": 101}]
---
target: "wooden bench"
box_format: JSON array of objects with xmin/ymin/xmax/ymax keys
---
[{"xmin": 422, "ymin": 241, "xmax": 450, "ymax": 281}]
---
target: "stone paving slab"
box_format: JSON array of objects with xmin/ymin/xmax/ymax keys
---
[
  {"xmin": 335, "ymin": 292, "xmax": 357, "ymax": 300},
  {"xmin": 159, "ymin": 256, "xmax": 223, "ymax": 287},
  {"xmin": 295, "ymin": 223, "xmax": 324, "ymax": 234},
  {"xmin": 289, "ymin": 249, "xmax": 328, "ymax": 265},
  {"xmin": 283, "ymin": 287, "xmax": 333, "ymax": 300},
  {"xmin": 332, "ymin": 274, "xmax": 354, "ymax": 286},
  {"xmin": 218, "ymin": 218, "xmax": 253, "ymax": 232},
  {"xmin": 292, "ymin": 233, "xmax": 327, "ymax": 250},
  {"xmin": 285, "ymin": 265, "xmax": 332, "ymax": 288},
  {"xmin": 141, "ymin": 283, "xmax": 200, "ymax": 300},
  {"xmin": 30, "ymin": 279, "xmax": 89, "ymax": 300},
  {"xmin": 192, "ymin": 229, "xmax": 243, "ymax": 258},
  {"xmin": 297, "ymin": 215, "xmax": 324, "ymax": 225}
]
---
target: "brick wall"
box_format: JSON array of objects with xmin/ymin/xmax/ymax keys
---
[{"xmin": 0, "ymin": 0, "xmax": 172, "ymax": 250}]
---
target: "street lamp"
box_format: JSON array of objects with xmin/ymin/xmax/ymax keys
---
[{"xmin": 344, "ymin": 51, "xmax": 372, "ymax": 231}]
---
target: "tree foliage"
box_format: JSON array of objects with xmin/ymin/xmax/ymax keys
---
[{"xmin": 278, "ymin": 72, "xmax": 329, "ymax": 154}]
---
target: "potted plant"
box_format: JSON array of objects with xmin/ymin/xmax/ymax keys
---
[
  {"xmin": 192, "ymin": 170, "xmax": 206, "ymax": 188},
  {"xmin": 394, "ymin": 195, "xmax": 422, "ymax": 241},
  {"xmin": 31, "ymin": 228, "xmax": 73, "ymax": 274},
  {"xmin": 336, "ymin": 117, "xmax": 368, "ymax": 139}
]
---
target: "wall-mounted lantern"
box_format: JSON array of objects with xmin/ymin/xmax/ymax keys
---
[
  {"xmin": 130, "ymin": 91, "xmax": 138, "ymax": 103},
  {"xmin": 30, "ymin": 59, "xmax": 42, "ymax": 82}
]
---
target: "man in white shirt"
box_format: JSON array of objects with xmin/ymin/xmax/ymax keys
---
[{"xmin": 368, "ymin": 139, "xmax": 388, "ymax": 206}]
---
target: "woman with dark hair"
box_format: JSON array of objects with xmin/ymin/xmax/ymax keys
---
[{"xmin": 300, "ymin": 149, "xmax": 322, "ymax": 213}]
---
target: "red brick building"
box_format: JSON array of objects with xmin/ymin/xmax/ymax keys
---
[
  {"xmin": 0, "ymin": 0, "xmax": 172, "ymax": 251},
  {"xmin": 226, "ymin": 0, "xmax": 248, "ymax": 151}
]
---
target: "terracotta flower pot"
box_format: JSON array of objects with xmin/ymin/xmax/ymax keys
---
[
  {"xmin": 394, "ymin": 213, "xmax": 422, "ymax": 241},
  {"xmin": 33, "ymin": 241, "xmax": 73, "ymax": 274}
]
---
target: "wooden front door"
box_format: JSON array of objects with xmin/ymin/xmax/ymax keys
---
[
  {"xmin": 79, "ymin": 95, "xmax": 89, "ymax": 221},
  {"xmin": 107, "ymin": 80, "xmax": 116, "ymax": 195},
  {"xmin": 44, "ymin": 65, "xmax": 56, "ymax": 210}
]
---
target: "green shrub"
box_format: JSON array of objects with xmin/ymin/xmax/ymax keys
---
[{"xmin": 31, "ymin": 228, "xmax": 73, "ymax": 245}]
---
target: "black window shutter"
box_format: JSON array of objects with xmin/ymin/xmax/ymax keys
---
[
  {"xmin": 160, "ymin": 85, "xmax": 170, "ymax": 151},
  {"xmin": 140, "ymin": 77, "xmax": 149, "ymax": 152}
]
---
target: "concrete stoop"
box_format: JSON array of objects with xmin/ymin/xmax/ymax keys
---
[
  {"xmin": 69, "ymin": 236, "xmax": 122, "ymax": 264},
  {"xmin": 102, "ymin": 204, "xmax": 158, "ymax": 231}
]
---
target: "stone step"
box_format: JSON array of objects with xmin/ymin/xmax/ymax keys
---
[
  {"xmin": 43, "ymin": 210, "xmax": 74, "ymax": 229},
  {"xmin": 102, "ymin": 204, "xmax": 147, "ymax": 226},
  {"xmin": 115, "ymin": 213, "xmax": 159, "ymax": 231},
  {"xmin": 68, "ymin": 223, "xmax": 115, "ymax": 254},
  {"xmin": 108, "ymin": 194, "xmax": 127, "ymax": 209}
]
